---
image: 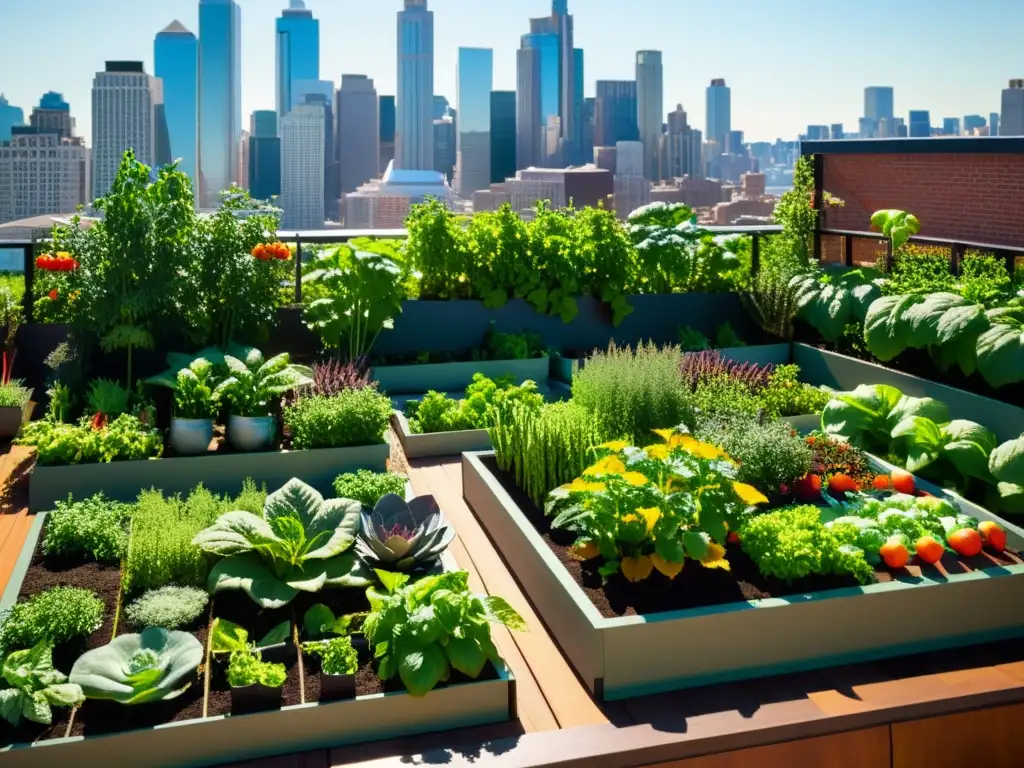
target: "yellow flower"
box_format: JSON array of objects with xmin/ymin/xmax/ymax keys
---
[
  {"xmin": 651, "ymin": 553, "xmax": 684, "ymax": 579},
  {"xmin": 584, "ymin": 455, "xmax": 627, "ymax": 477},
  {"xmin": 675, "ymin": 435, "xmax": 730, "ymax": 461},
  {"xmin": 732, "ymin": 482, "xmax": 769, "ymax": 506},
  {"xmin": 621, "ymin": 471, "xmax": 650, "ymax": 486},
  {"xmin": 700, "ymin": 542, "xmax": 731, "ymax": 571},
  {"xmin": 644, "ymin": 444, "xmax": 669, "ymax": 460},
  {"xmin": 561, "ymin": 478, "xmax": 607, "ymax": 493},
  {"xmin": 635, "ymin": 507, "xmax": 661, "ymax": 532},
  {"xmin": 652, "ymin": 428, "xmax": 676, "ymax": 443},
  {"xmin": 598, "ymin": 440, "xmax": 630, "ymax": 452},
  {"xmin": 571, "ymin": 541, "xmax": 600, "ymax": 560},
  {"xmin": 621, "ymin": 555, "xmax": 654, "ymax": 582}
]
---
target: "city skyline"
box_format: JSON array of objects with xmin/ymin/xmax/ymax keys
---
[{"xmin": 1, "ymin": 0, "xmax": 1018, "ymax": 146}]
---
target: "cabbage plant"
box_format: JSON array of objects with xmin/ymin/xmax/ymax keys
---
[
  {"xmin": 69, "ymin": 628, "xmax": 203, "ymax": 705},
  {"xmin": 194, "ymin": 478, "xmax": 373, "ymax": 609}
]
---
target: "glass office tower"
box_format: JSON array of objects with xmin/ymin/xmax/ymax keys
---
[
  {"xmin": 276, "ymin": 0, "xmax": 320, "ymax": 118},
  {"xmin": 455, "ymin": 47, "xmax": 493, "ymax": 197},
  {"xmin": 154, "ymin": 20, "xmax": 198, "ymax": 186},
  {"xmin": 199, "ymin": 0, "xmax": 242, "ymax": 207}
]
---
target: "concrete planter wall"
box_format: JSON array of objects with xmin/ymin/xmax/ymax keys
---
[
  {"xmin": 28, "ymin": 441, "xmax": 390, "ymax": 512},
  {"xmin": 793, "ymin": 343, "xmax": 1024, "ymax": 443},
  {"xmin": 372, "ymin": 358, "xmax": 550, "ymax": 395},
  {"xmin": 462, "ymin": 450, "xmax": 1024, "ymax": 701},
  {"xmin": 783, "ymin": 413, "xmax": 822, "ymax": 433},
  {"xmin": 0, "ymin": 518, "xmax": 514, "ymax": 768},
  {"xmin": 392, "ymin": 411, "xmax": 492, "ymax": 460}
]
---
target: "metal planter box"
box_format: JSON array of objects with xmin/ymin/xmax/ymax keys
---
[
  {"xmin": 0, "ymin": 519, "xmax": 514, "ymax": 768},
  {"xmin": 372, "ymin": 358, "xmax": 550, "ymax": 395},
  {"xmin": 793, "ymin": 343, "xmax": 1024, "ymax": 443},
  {"xmin": 462, "ymin": 450, "xmax": 1024, "ymax": 701},
  {"xmin": 392, "ymin": 411, "xmax": 492, "ymax": 460},
  {"xmin": 28, "ymin": 442, "xmax": 391, "ymax": 512}
]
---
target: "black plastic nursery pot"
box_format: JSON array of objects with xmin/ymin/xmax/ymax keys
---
[
  {"xmin": 230, "ymin": 683, "xmax": 284, "ymax": 715},
  {"xmin": 319, "ymin": 672, "xmax": 357, "ymax": 702}
]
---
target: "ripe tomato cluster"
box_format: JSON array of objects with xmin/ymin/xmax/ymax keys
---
[
  {"xmin": 35, "ymin": 252, "xmax": 79, "ymax": 272},
  {"xmin": 251, "ymin": 242, "xmax": 291, "ymax": 261}
]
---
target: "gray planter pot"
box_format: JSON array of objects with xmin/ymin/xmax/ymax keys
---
[
  {"xmin": 0, "ymin": 401, "xmax": 32, "ymax": 439},
  {"xmin": 169, "ymin": 418, "xmax": 215, "ymax": 455},
  {"xmin": 227, "ymin": 415, "xmax": 277, "ymax": 452},
  {"xmin": 372, "ymin": 358, "xmax": 550, "ymax": 395}
]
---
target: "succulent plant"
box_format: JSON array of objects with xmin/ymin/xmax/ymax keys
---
[{"xmin": 355, "ymin": 494, "xmax": 455, "ymax": 572}]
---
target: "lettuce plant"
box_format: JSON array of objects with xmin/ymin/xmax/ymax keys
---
[
  {"xmin": 226, "ymin": 651, "xmax": 286, "ymax": 688},
  {"xmin": 0, "ymin": 642, "xmax": 84, "ymax": 726},
  {"xmin": 302, "ymin": 636, "xmax": 358, "ymax": 676},
  {"xmin": 820, "ymin": 384, "xmax": 950, "ymax": 451},
  {"xmin": 213, "ymin": 349, "xmax": 313, "ymax": 417},
  {"xmin": 193, "ymin": 478, "xmax": 372, "ymax": 608},
  {"xmin": 69, "ymin": 628, "xmax": 203, "ymax": 704},
  {"xmin": 363, "ymin": 570, "xmax": 526, "ymax": 696}
]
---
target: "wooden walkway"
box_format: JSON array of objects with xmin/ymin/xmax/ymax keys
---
[{"xmin": 5, "ymin": 439, "xmax": 1024, "ymax": 767}]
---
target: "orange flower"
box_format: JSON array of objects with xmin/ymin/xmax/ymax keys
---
[{"xmin": 48, "ymin": 289, "xmax": 58, "ymax": 301}]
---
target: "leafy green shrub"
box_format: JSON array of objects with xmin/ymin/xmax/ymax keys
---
[
  {"xmin": 478, "ymin": 324, "xmax": 545, "ymax": 360},
  {"xmin": 226, "ymin": 650, "xmax": 287, "ymax": 688},
  {"xmin": 677, "ymin": 325, "xmax": 711, "ymax": 351},
  {"xmin": 739, "ymin": 505, "xmax": 874, "ymax": 584},
  {"xmin": 16, "ymin": 414, "xmax": 164, "ymax": 466},
  {"xmin": 122, "ymin": 482, "xmax": 265, "ymax": 596},
  {"xmin": 284, "ymin": 388, "xmax": 392, "ymax": 449},
  {"xmin": 571, "ymin": 342, "xmax": 693, "ymax": 444},
  {"xmin": 884, "ymin": 245, "xmax": 956, "ymax": 297},
  {"xmin": 696, "ymin": 413, "xmax": 812, "ymax": 493},
  {"xmin": 759, "ymin": 365, "xmax": 831, "ymax": 417},
  {"xmin": 125, "ymin": 586, "xmax": 209, "ymax": 630},
  {"xmin": 405, "ymin": 374, "xmax": 543, "ymax": 434},
  {"xmin": 332, "ymin": 470, "xmax": 407, "ymax": 507},
  {"xmin": 405, "ymin": 198, "xmax": 471, "ymax": 300},
  {"xmin": 215, "ymin": 349, "xmax": 313, "ymax": 417},
  {"xmin": 42, "ymin": 493, "xmax": 133, "ymax": 563},
  {"xmin": 714, "ymin": 321, "xmax": 745, "ymax": 348},
  {"xmin": 0, "ymin": 587, "xmax": 104, "ymax": 653},
  {"xmin": 303, "ymin": 636, "xmax": 359, "ymax": 676},
  {"xmin": 491, "ymin": 401, "xmax": 601, "ymax": 508},
  {"xmin": 173, "ymin": 358, "xmax": 220, "ymax": 419}
]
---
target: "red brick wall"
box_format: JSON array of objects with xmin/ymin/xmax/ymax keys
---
[{"xmin": 821, "ymin": 153, "xmax": 1024, "ymax": 247}]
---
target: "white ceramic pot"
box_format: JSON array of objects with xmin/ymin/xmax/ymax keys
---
[
  {"xmin": 227, "ymin": 414, "xmax": 276, "ymax": 452},
  {"xmin": 170, "ymin": 418, "xmax": 215, "ymax": 455}
]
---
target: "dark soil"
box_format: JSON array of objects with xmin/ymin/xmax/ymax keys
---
[{"xmin": 480, "ymin": 456, "xmax": 1021, "ymax": 620}]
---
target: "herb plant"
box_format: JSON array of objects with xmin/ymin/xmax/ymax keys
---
[
  {"xmin": 0, "ymin": 284, "xmax": 22, "ymax": 387},
  {"xmin": 86, "ymin": 379, "xmax": 131, "ymax": 418},
  {"xmin": 16, "ymin": 414, "xmax": 164, "ymax": 466},
  {"xmin": 193, "ymin": 478, "xmax": 372, "ymax": 608},
  {"xmin": 309, "ymin": 360, "xmax": 372, "ymax": 396},
  {"xmin": 226, "ymin": 650, "xmax": 286, "ymax": 688},
  {"xmin": 0, "ymin": 642, "xmax": 84, "ymax": 726},
  {"xmin": 405, "ymin": 374, "xmax": 543, "ymax": 434},
  {"xmin": 42, "ymin": 493, "xmax": 133, "ymax": 564},
  {"xmin": 125, "ymin": 587, "xmax": 210, "ymax": 630},
  {"xmin": 333, "ymin": 470, "xmax": 408, "ymax": 508},
  {"xmin": 302, "ymin": 604, "xmax": 364, "ymax": 641},
  {"xmin": 0, "ymin": 380, "xmax": 30, "ymax": 409},
  {"xmin": 209, "ymin": 618, "xmax": 291, "ymax": 656},
  {"xmin": 404, "ymin": 198, "xmax": 471, "ymax": 300},
  {"xmin": 69, "ymin": 628, "xmax": 204, "ymax": 704},
  {"xmin": 302, "ymin": 636, "xmax": 358, "ymax": 676},
  {"xmin": 283, "ymin": 388, "xmax": 392, "ymax": 449},
  {"xmin": 363, "ymin": 569, "xmax": 526, "ymax": 696},
  {"xmin": 695, "ymin": 414, "xmax": 813, "ymax": 494},
  {"xmin": 0, "ymin": 587, "xmax": 104, "ymax": 654}
]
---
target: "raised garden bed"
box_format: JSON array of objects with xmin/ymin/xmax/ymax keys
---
[
  {"xmin": 793, "ymin": 343, "xmax": 1024, "ymax": 443},
  {"xmin": 392, "ymin": 412, "xmax": 491, "ymax": 461},
  {"xmin": 372, "ymin": 358, "xmax": 550, "ymax": 395},
  {"xmin": 27, "ymin": 441, "xmax": 390, "ymax": 513},
  {"xmin": 0, "ymin": 519, "xmax": 514, "ymax": 767},
  {"xmin": 462, "ymin": 450, "xmax": 1024, "ymax": 701}
]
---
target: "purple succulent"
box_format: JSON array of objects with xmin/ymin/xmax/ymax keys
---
[{"xmin": 355, "ymin": 494, "xmax": 455, "ymax": 572}]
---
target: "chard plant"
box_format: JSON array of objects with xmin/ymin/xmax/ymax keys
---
[
  {"xmin": 363, "ymin": 569, "xmax": 526, "ymax": 696},
  {"xmin": 213, "ymin": 348, "xmax": 313, "ymax": 417},
  {"xmin": 172, "ymin": 358, "xmax": 220, "ymax": 420}
]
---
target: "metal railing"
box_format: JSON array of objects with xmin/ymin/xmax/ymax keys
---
[{"xmin": 816, "ymin": 229, "xmax": 1024, "ymax": 275}]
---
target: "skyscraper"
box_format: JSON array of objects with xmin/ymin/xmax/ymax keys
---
[
  {"xmin": 280, "ymin": 102, "xmax": 325, "ymax": 229},
  {"xmin": 636, "ymin": 51, "xmax": 663, "ymax": 181},
  {"xmin": 1000, "ymin": 80, "xmax": 1024, "ymax": 136},
  {"xmin": 516, "ymin": 46, "xmax": 542, "ymax": 169},
  {"xmin": 396, "ymin": 0, "xmax": 434, "ymax": 170},
  {"xmin": 455, "ymin": 48, "xmax": 493, "ymax": 198},
  {"xmin": 664, "ymin": 104, "xmax": 701, "ymax": 179},
  {"xmin": 248, "ymin": 110, "xmax": 280, "ymax": 202},
  {"xmin": 154, "ymin": 20, "xmax": 198, "ymax": 186},
  {"xmin": 706, "ymin": 79, "xmax": 731, "ymax": 154},
  {"xmin": 908, "ymin": 110, "xmax": 931, "ymax": 137},
  {"xmin": 433, "ymin": 114, "xmax": 455, "ymax": 181},
  {"xmin": 433, "ymin": 95, "xmax": 450, "ymax": 120},
  {"xmin": 293, "ymin": 84, "xmax": 336, "ymax": 213},
  {"xmin": 490, "ymin": 91, "xmax": 516, "ymax": 183},
  {"xmin": 963, "ymin": 115, "xmax": 986, "ymax": 134},
  {"xmin": 991, "ymin": 112, "xmax": 1000, "ymax": 136},
  {"xmin": 30, "ymin": 92, "xmax": 75, "ymax": 140},
  {"xmin": 0, "ymin": 96, "xmax": 24, "ymax": 142},
  {"xmin": 199, "ymin": 0, "xmax": 242, "ymax": 207},
  {"xmin": 572, "ymin": 48, "xmax": 585, "ymax": 164},
  {"xmin": 581, "ymin": 95, "xmax": 595, "ymax": 164},
  {"xmin": 864, "ymin": 87, "xmax": 895, "ymax": 121},
  {"xmin": 337, "ymin": 75, "xmax": 379, "ymax": 198},
  {"xmin": 91, "ymin": 61, "xmax": 162, "ymax": 200},
  {"xmin": 518, "ymin": 30, "xmax": 560, "ymax": 167},
  {"xmin": 594, "ymin": 81, "xmax": 638, "ymax": 148},
  {"xmin": 379, "ymin": 95, "xmax": 396, "ymax": 174},
  {"xmin": 276, "ymin": 0, "xmax": 319, "ymax": 118},
  {"xmin": 555, "ymin": 2, "xmax": 577, "ymax": 163},
  {"xmin": 0, "ymin": 128, "xmax": 89, "ymax": 225},
  {"xmin": 941, "ymin": 117, "xmax": 961, "ymax": 136}
]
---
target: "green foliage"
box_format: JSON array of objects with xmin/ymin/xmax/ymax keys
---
[
  {"xmin": 576, "ymin": 205, "xmax": 638, "ymax": 325},
  {"xmin": 69, "ymin": 628, "xmax": 204, "ymax": 704},
  {"xmin": 226, "ymin": 650, "xmax": 287, "ymax": 688},
  {"xmin": 333, "ymin": 470, "xmax": 408, "ymax": 508},
  {"xmin": 302, "ymin": 244, "xmax": 409, "ymax": 361},
  {"xmin": 194, "ymin": 478, "xmax": 372, "ymax": 609},
  {"xmin": 765, "ymin": 156, "xmax": 819, "ymax": 271},
  {"xmin": 284, "ymin": 388, "xmax": 392, "ymax": 449},
  {"xmin": 125, "ymin": 587, "xmax": 210, "ymax": 630},
  {"xmin": 0, "ymin": 642, "xmax": 83, "ymax": 726},
  {"xmin": 758, "ymin": 365, "xmax": 831, "ymax": 418},
  {"xmin": 677, "ymin": 326, "xmax": 711, "ymax": 351},
  {"xmin": 465, "ymin": 204, "xmax": 533, "ymax": 310},
  {"xmin": 742, "ymin": 268, "xmax": 803, "ymax": 341},
  {"xmin": 406, "ymin": 374, "xmax": 543, "ymax": 434},
  {"xmin": 478, "ymin": 323, "xmax": 545, "ymax": 360},
  {"xmin": 0, "ymin": 587, "xmax": 104, "ymax": 654},
  {"xmin": 739, "ymin": 506, "xmax": 874, "ymax": 584},
  {"xmin": 122, "ymin": 482, "xmax": 265, "ymax": 596},
  {"xmin": 15, "ymin": 414, "xmax": 164, "ymax": 466},
  {"xmin": 210, "ymin": 618, "xmax": 291, "ymax": 655},
  {"xmin": 491, "ymin": 401, "xmax": 601, "ymax": 508},
  {"xmin": 989, "ymin": 435, "xmax": 1024, "ymax": 513},
  {"xmin": 884, "ymin": 245, "xmax": 956, "ymax": 297},
  {"xmin": 86, "ymin": 378, "xmax": 131, "ymax": 418},
  {"xmin": 791, "ymin": 266, "xmax": 885, "ymax": 342},
  {"xmin": 303, "ymin": 636, "xmax": 359, "ymax": 676},
  {"xmin": 173, "ymin": 357, "xmax": 220, "ymax": 420},
  {"xmin": 42, "ymin": 493, "xmax": 133, "ymax": 564},
  {"xmin": 522, "ymin": 202, "xmax": 582, "ymax": 322},
  {"xmin": 363, "ymin": 569, "xmax": 526, "ymax": 696},
  {"xmin": 714, "ymin": 321, "xmax": 745, "ymax": 348},
  {"xmin": 0, "ymin": 380, "xmax": 30, "ymax": 408},
  {"xmin": 695, "ymin": 412, "xmax": 813, "ymax": 492},
  {"xmin": 870, "ymin": 209, "xmax": 921, "ymax": 252},
  {"xmin": 302, "ymin": 604, "xmax": 364, "ymax": 641},
  {"xmin": 571, "ymin": 342, "xmax": 693, "ymax": 445},
  {"xmin": 214, "ymin": 348, "xmax": 313, "ymax": 417},
  {"xmin": 405, "ymin": 198, "xmax": 471, "ymax": 300}
]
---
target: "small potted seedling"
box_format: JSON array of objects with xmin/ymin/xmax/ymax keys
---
[
  {"xmin": 226, "ymin": 649, "xmax": 286, "ymax": 714},
  {"xmin": 168, "ymin": 358, "xmax": 220, "ymax": 455},
  {"xmin": 303, "ymin": 635, "xmax": 359, "ymax": 701},
  {"xmin": 302, "ymin": 604, "xmax": 368, "ymax": 658}
]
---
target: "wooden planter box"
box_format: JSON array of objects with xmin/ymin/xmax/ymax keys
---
[
  {"xmin": 462, "ymin": 450, "xmax": 1024, "ymax": 701},
  {"xmin": 0, "ymin": 519, "xmax": 515, "ymax": 767},
  {"xmin": 28, "ymin": 442, "xmax": 390, "ymax": 512},
  {"xmin": 372, "ymin": 358, "xmax": 550, "ymax": 395},
  {"xmin": 793, "ymin": 343, "xmax": 1024, "ymax": 443}
]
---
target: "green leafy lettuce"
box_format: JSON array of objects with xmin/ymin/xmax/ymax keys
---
[{"xmin": 0, "ymin": 642, "xmax": 84, "ymax": 726}]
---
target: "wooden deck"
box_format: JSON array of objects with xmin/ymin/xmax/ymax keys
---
[{"xmin": 5, "ymin": 437, "xmax": 1024, "ymax": 767}]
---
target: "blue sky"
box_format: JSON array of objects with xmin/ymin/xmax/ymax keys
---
[{"xmin": 0, "ymin": 0, "xmax": 1019, "ymax": 142}]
